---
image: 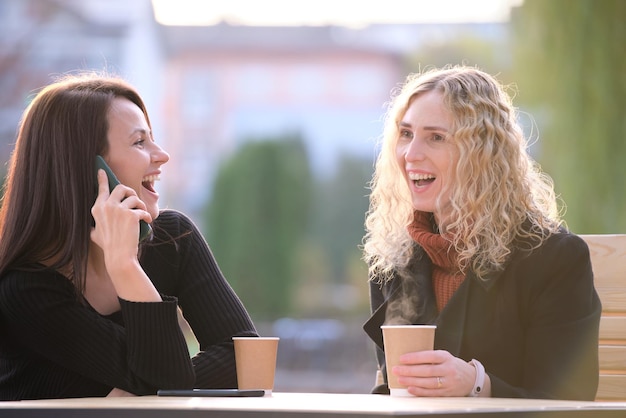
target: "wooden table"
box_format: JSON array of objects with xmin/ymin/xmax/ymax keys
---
[{"xmin": 2, "ymin": 392, "xmax": 626, "ymax": 417}]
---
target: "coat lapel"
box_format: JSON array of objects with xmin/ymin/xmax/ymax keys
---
[
  {"xmin": 433, "ymin": 276, "xmax": 469, "ymax": 356},
  {"xmin": 363, "ymin": 245, "xmax": 438, "ymax": 350},
  {"xmin": 434, "ymin": 267, "xmax": 503, "ymax": 355}
]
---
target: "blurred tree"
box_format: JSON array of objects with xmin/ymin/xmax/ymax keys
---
[
  {"xmin": 512, "ymin": 0, "xmax": 626, "ymax": 233},
  {"xmin": 206, "ymin": 136, "xmax": 312, "ymax": 319},
  {"xmin": 291, "ymin": 155, "xmax": 373, "ymax": 317},
  {"xmin": 309, "ymin": 155, "xmax": 372, "ymax": 284},
  {"xmin": 404, "ymin": 31, "xmax": 513, "ymax": 80}
]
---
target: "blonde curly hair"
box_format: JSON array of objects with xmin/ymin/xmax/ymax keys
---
[{"xmin": 363, "ymin": 66, "xmax": 563, "ymax": 283}]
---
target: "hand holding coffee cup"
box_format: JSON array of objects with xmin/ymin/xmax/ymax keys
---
[{"xmin": 381, "ymin": 325, "xmax": 436, "ymax": 397}]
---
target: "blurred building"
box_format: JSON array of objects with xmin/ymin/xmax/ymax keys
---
[
  {"xmin": 158, "ymin": 23, "xmax": 405, "ymax": 219},
  {"xmin": 0, "ymin": 0, "xmax": 162, "ymax": 169},
  {"xmin": 0, "ymin": 0, "xmax": 506, "ymax": 223},
  {"xmin": 156, "ymin": 21, "xmax": 506, "ymax": 221}
]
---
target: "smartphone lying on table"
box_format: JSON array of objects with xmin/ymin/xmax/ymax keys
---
[
  {"xmin": 95, "ymin": 155, "xmax": 152, "ymax": 241},
  {"xmin": 157, "ymin": 389, "xmax": 265, "ymax": 397}
]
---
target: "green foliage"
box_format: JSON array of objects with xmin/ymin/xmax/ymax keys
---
[
  {"xmin": 404, "ymin": 31, "xmax": 513, "ymax": 79},
  {"xmin": 206, "ymin": 136, "xmax": 312, "ymax": 320},
  {"xmin": 290, "ymin": 155, "xmax": 373, "ymax": 318},
  {"xmin": 205, "ymin": 138, "xmax": 375, "ymax": 320},
  {"xmin": 308, "ymin": 155, "xmax": 372, "ymax": 284},
  {"xmin": 512, "ymin": 0, "xmax": 626, "ymax": 233}
]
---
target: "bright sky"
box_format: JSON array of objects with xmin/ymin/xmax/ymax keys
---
[{"xmin": 152, "ymin": 0, "xmax": 524, "ymax": 26}]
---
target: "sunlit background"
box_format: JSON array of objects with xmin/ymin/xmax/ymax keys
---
[
  {"xmin": 0, "ymin": 0, "xmax": 623, "ymax": 393},
  {"xmin": 152, "ymin": 0, "xmax": 523, "ymax": 26}
]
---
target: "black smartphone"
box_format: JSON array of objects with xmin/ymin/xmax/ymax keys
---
[
  {"xmin": 95, "ymin": 155, "xmax": 152, "ymax": 241},
  {"xmin": 157, "ymin": 389, "xmax": 265, "ymax": 397}
]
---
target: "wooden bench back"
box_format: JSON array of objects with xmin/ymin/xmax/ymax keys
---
[{"xmin": 581, "ymin": 234, "xmax": 626, "ymax": 401}]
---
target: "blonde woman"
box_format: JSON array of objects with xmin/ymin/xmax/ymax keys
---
[{"xmin": 363, "ymin": 66, "xmax": 601, "ymax": 400}]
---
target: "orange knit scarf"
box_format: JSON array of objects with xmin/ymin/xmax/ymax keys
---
[{"xmin": 407, "ymin": 211, "xmax": 465, "ymax": 312}]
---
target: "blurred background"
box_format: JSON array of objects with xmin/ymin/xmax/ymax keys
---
[{"xmin": 1, "ymin": 0, "xmax": 623, "ymax": 393}]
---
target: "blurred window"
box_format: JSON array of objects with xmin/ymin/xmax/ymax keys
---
[
  {"xmin": 341, "ymin": 66, "xmax": 386, "ymax": 102},
  {"xmin": 238, "ymin": 64, "xmax": 274, "ymax": 102},
  {"xmin": 182, "ymin": 69, "xmax": 216, "ymax": 122},
  {"xmin": 288, "ymin": 65, "xmax": 326, "ymax": 101}
]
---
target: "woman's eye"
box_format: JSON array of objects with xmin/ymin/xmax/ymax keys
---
[
  {"xmin": 432, "ymin": 133, "xmax": 445, "ymax": 142},
  {"xmin": 399, "ymin": 129, "xmax": 413, "ymax": 140},
  {"xmin": 134, "ymin": 138, "xmax": 145, "ymax": 147}
]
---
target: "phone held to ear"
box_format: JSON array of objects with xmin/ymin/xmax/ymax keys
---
[{"xmin": 95, "ymin": 155, "xmax": 152, "ymax": 241}]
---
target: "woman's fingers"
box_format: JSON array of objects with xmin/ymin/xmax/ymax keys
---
[
  {"xmin": 392, "ymin": 350, "xmax": 477, "ymax": 396},
  {"xmin": 91, "ymin": 178, "xmax": 152, "ymax": 248},
  {"xmin": 399, "ymin": 349, "xmax": 447, "ymax": 365}
]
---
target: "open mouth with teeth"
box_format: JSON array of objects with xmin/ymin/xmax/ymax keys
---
[
  {"xmin": 409, "ymin": 172, "xmax": 436, "ymax": 187},
  {"xmin": 142, "ymin": 174, "xmax": 159, "ymax": 193}
]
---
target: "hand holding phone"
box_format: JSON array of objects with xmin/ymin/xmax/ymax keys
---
[{"xmin": 95, "ymin": 155, "xmax": 152, "ymax": 241}]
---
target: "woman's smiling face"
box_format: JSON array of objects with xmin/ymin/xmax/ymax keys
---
[
  {"xmin": 395, "ymin": 90, "xmax": 458, "ymax": 223},
  {"xmin": 104, "ymin": 97, "xmax": 169, "ymax": 220}
]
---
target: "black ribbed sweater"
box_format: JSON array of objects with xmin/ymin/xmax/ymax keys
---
[{"xmin": 0, "ymin": 210, "xmax": 258, "ymax": 400}]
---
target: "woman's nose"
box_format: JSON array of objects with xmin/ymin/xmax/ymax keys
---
[
  {"xmin": 404, "ymin": 138, "xmax": 425, "ymax": 162},
  {"xmin": 152, "ymin": 144, "xmax": 170, "ymax": 165}
]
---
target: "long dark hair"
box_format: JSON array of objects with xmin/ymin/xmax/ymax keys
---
[{"xmin": 0, "ymin": 72, "xmax": 151, "ymax": 296}]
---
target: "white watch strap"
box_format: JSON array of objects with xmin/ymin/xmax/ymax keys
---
[{"xmin": 469, "ymin": 359, "xmax": 485, "ymax": 397}]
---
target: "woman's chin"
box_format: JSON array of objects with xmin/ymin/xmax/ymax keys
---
[{"xmin": 148, "ymin": 206, "xmax": 160, "ymax": 221}]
